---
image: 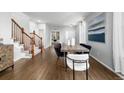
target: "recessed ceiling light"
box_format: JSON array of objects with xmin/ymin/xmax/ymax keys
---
[{"xmin": 37, "ymin": 20, "xmax": 41, "ymax": 23}]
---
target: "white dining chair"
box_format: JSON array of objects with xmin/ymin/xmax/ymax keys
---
[{"xmin": 66, "ymin": 53, "xmax": 90, "ymax": 80}]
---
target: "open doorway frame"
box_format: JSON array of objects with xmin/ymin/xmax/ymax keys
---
[{"xmin": 50, "ymin": 31, "xmax": 60, "ymax": 46}]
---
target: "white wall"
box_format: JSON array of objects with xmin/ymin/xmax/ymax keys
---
[
  {"xmin": 45, "ymin": 24, "xmax": 50, "ymax": 48},
  {"xmin": 0, "ymin": 12, "xmax": 30, "ymax": 43},
  {"xmin": 75, "ymin": 21, "xmax": 87, "ymax": 44},
  {"xmin": 63, "ymin": 26, "xmax": 75, "ymax": 43},
  {"xmin": 37, "ymin": 24, "xmax": 46, "ymax": 48},
  {"xmin": 85, "ymin": 12, "xmax": 114, "ymax": 70},
  {"xmin": 0, "ymin": 12, "xmax": 11, "ymax": 42},
  {"xmin": 11, "ymin": 12, "xmax": 30, "ymax": 33},
  {"xmin": 75, "ymin": 25, "xmax": 79, "ymax": 44},
  {"xmin": 29, "ymin": 21, "xmax": 38, "ymax": 33},
  {"xmin": 121, "ymin": 13, "xmax": 124, "ymax": 42}
]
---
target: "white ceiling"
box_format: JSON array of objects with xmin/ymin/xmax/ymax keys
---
[{"xmin": 24, "ymin": 12, "xmax": 91, "ymax": 26}]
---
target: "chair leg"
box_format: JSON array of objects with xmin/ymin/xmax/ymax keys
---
[
  {"xmin": 56, "ymin": 57, "xmax": 59, "ymax": 65},
  {"xmin": 64, "ymin": 52, "xmax": 67, "ymax": 71},
  {"xmin": 57, "ymin": 57, "xmax": 59, "ymax": 62},
  {"xmin": 12, "ymin": 65, "xmax": 14, "ymax": 69},
  {"xmin": 86, "ymin": 60, "xmax": 88, "ymax": 80},
  {"xmin": 73, "ymin": 60, "xmax": 75, "ymax": 80},
  {"xmin": 65, "ymin": 57, "xmax": 68, "ymax": 71}
]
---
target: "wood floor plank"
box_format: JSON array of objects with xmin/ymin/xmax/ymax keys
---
[{"xmin": 0, "ymin": 47, "xmax": 122, "ymax": 80}]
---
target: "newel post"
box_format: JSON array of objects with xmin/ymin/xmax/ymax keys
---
[
  {"xmin": 31, "ymin": 30, "xmax": 35, "ymax": 58},
  {"xmin": 41, "ymin": 37, "xmax": 43, "ymax": 53},
  {"xmin": 32, "ymin": 39, "xmax": 35, "ymax": 58},
  {"xmin": 21, "ymin": 28, "xmax": 24, "ymax": 44},
  {"xmin": 11, "ymin": 20, "xmax": 13, "ymax": 39},
  {"xmin": 33, "ymin": 30, "xmax": 35, "ymax": 45},
  {"xmin": 31, "ymin": 37, "xmax": 35, "ymax": 58}
]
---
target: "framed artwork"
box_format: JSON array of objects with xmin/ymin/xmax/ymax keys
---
[
  {"xmin": 88, "ymin": 13, "xmax": 105, "ymax": 43},
  {"xmin": 52, "ymin": 32, "xmax": 59, "ymax": 41}
]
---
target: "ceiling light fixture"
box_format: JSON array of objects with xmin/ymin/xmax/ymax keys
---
[{"xmin": 37, "ymin": 20, "xmax": 41, "ymax": 23}]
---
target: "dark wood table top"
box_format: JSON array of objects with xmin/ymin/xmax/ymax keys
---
[{"xmin": 61, "ymin": 44, "xmax": 89, "ymax": 52}]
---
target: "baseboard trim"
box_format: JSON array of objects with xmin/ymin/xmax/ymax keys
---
[{"xmin": 90, "ymin": 55, "xmax": 123, "ymax": 79}]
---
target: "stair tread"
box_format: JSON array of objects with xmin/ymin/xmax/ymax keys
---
[{"xmin": 4, "ymin": 38, "xmax": 42, "ymax": 62}]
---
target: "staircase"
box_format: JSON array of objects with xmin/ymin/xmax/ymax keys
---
[
  {"xmin": 8, "ymin": 19, "xmax": 43, "ymax": 62},
  {"xmin": 3, "ymin": 39, "xmax": 31, "ymax": 61}
]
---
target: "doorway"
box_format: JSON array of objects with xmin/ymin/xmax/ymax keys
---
[{"xmin": 51, "ymin": 32, "xmax": 60, "ymax": 46}]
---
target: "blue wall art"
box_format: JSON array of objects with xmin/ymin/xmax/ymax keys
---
[{"xmin": 88, "ymin": 13, "xmax": 105, "ymax": 43}]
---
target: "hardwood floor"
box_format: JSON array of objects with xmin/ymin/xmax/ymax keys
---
[{"xmin": 0, "ymin": 47, "xmax": 122, "ymax": 80}]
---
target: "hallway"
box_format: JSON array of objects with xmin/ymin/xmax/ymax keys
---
[{"xmin": 0, "ymin": 47, "xmax": 121, "ymax": 80}]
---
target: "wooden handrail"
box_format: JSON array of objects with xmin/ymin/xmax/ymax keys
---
[
  {"xmin": 34, "ymin": 33, "xmax": 42, "ymax": 40},
  {"xmin": 30, "ymin": 31, "xmax": 42, "ymax": 40},
  {"xmin": 11, "ymin": 18, "xmax": 32, "ymax": 39},
  {"xmin": 23, "ymin": 30, "xmax": 32, "ymax": 39},
  {"xmin": 11, "ymin": 18, "xmax": 22, "ymax": 29}
]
